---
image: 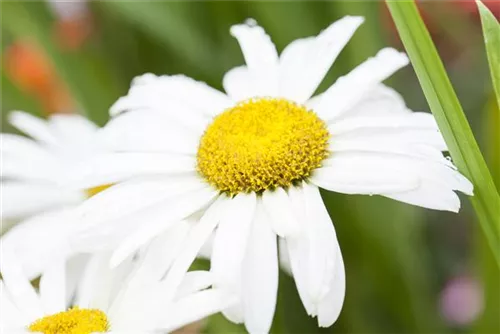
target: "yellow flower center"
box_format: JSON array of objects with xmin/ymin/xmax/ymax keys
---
[
  {"xmin": 197, "ymin": 98, "xmax": 329, "ymax": 194},
  {"xmin": 85, "ymin": 184, "xmax": 112, "ymax": 198},
  {"xmin": 28, "ymin": 307, "xmax": 109, "ymax": 334}
]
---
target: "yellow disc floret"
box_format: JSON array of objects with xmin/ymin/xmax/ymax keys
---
[
  {"xmin": 197, "ymin": 98, "xmax": 330, "ymax": 194},
  {"xmin": 28, "ymin": 307, "xmax": 109, "ymax": 334},
  {"xmin": 85, "ymin": 184, "xmax": 113, "ymax": 198}
]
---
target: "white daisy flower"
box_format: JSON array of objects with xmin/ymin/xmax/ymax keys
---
[
  {"xmin": 0, "ymin": 111, "xmax": 106, "ymax": 278},
  {"xmin": 0, "ymin": 248, "xmax": 236, "ymax": 334},
  {"xmin": 67, "ymin": 17, "xmax": 473, "ymax": 332}
]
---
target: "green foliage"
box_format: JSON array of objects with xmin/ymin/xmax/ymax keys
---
[{"xmin": 478, "ymin": 0, "xmax": 500, "ymax": 109}]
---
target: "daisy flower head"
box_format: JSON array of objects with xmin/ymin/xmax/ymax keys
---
[
  {"xmin": 70, "ymin": 16, "xmax": 473, "ymax": 333},
  {"xmin": 0, "ymin": 248, "xmax": 236, "ymax": 334},
  {"xmin": 1, "ymin": 111, "xmax": 106, "ymax": 278}
]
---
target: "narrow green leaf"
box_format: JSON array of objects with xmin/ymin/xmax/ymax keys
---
[
  {"xmin": 385, "ymin": 0, "xmax": 500, "ymax": 266},
  {"xmin": 474, "ymin": 101, "xmax": 500, "ymax": 334},
  {"xmin": 477, "ymin": 0, "xmax": 500, "ymax": 109},
  {"xmin": 485, "ymin": 97, "xmax": 500, "ymax": 192}
]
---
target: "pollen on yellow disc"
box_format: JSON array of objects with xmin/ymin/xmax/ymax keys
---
[
  {"xmin": 85, "ymin": 184, "xmax": 113, "ymax": 198},
  {"xmin": 28, "ymin": 307, "xmax": 109, "ymax": 334},
  {"xmin": 197, "ymin": 98, "xmax": 330, "ymax": 194}
]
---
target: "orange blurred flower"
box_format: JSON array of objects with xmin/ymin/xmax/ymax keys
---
[{"xmin": 3, "ymin": 41, "xmax": 74, "ymax": 115}]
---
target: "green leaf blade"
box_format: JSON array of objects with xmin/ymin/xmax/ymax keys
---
[
  {"xmin": 477, "ymin": 0, "xmax": 500, "ymax": 109},
  {"xmin": 385, "ymin": 0, "xmax": 500, "ymax": 266}
]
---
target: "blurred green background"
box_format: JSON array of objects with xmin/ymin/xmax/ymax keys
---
[{"xmin": 1, "ymin": 1, "xmax": 498, "ymax": 333}]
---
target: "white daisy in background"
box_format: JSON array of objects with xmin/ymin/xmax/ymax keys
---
[
  {"xmin": 66, "ymin": 16, "xmax": 473, "ymax": 333},
  {"xmin": 0, "ymin": 246, "xmax": 236, "ymax": 334},
  {"xmin": 0, "ymin": 111, "xmax": 106, "ymax": 279}
]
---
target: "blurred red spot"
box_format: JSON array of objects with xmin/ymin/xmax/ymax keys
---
[
  {"xmin": 3, "ymin": 41, "xmax": 74, "ymax": 115},
  {"xmin": 54, "ymin": 17, "xmax": 93, "ymax": 51},
  {"xmin": 454, "ymin": 0, "xmax": 500, "ymax": 18}
]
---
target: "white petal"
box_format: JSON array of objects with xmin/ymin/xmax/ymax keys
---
[
  {"xmin": 72, "ymin": 179, "xmax": 217, "ymax": 253},
  {"xmin": 99, "ymin": 109, "xmax": 199, "ymax": 155},
  {"xmin": 8, "ymin": 111, "xmax": 58, "ymax": 145},
  {"xmin": 284, "ymin": 236, "xmax": 316, "ymax": 316},
  {"xmin": 0, "ymin": 133, "xmax": 55, "ymax": 165},
  {"xmin": 158, "ymin": 196, "xmax": 225, "ymax": 304},
  {"xmin": 384, "ymin": 183, "xmax": 462, "ymax": 212},
  {"xmin": 313, "ymin": 48, "xmax": 409, "ymax": 122},
  {"xmin": 230, "ymin": 19, "xmax": 278, "ymax": 72},
  {"xmin": 284, "ymin": 185, "xmax": 316, "ymax": 316},
  {"xmin": 311, "ymin": 153, "xmax": 420, "ymax": 194},
  {"xmin": 229, "ymin": 20, "xmax": 279, "ymax": 97},
  {"xmin": 39, "ymin": 261, "xmax": 67, "ymax": 314},
  {"xmin": 64, "ymin": 254, "xmax": 90, "ymax": 305},
  {"xmin": 210, "ymin": 192, "xmax": 257, "ymax": 323},
  {"xmin": 211, "ymin": 193, "xmax": 256, "ymax": 288},
  {"xmin": 106, "ymin": 261, "xmax": 162, "ymax": 330},
  {"xmin": 67, "ymin": 152, "xmax": 196, "ymax": 189},
  {"xmin": 1, "ymin": 182, "xmax": 84, "ymax": 220},
  {"xmin": 329, "ymin": 140, "xmax": 444, "ymax": 161},
  {"xmin": 109, "ymin": 210, "xmax": 185, "ymax": 268},
  {"xmin": 175, "ymin": 271, "xmax": 214, "ymax": 299},
  {"xmin": 0, "ymin": 207, "xmax": 80, "ymax": 280},
  {"xmin": 328, "ymin": 112, "xmax": 447, "ymax": 151},
  {"xmin": 223, "ymin": 65, "xmax": 261, "ymax": 101},
  {"xmin": 242, "ymin": 199, "xmax": 278, "ymax": 334},
  {"xmin": 71, "ymin": 176, "xmax": 203, "ymax": 240},
  {"xmin": 138, "ymin": 222, "xmax": 191, "ymax": 282},
  {"xmin": 329, "ymin": 112, "xmax": 438, "ymax": 135},
  {"xmin": 302, "ymin": 183, "xmax": 337, "ymax": 303},
  {"xmin": 0, "ymin": 251, "xmax": 43, "ymax": 321},
  {"xmin": 262, "ymin": 187, "xmax": 300, "ymax": 237},
  {"xmin": 48, "ymin": 114, "xmax": 98, "ymax": 146},
  {"xmin": 163, "ymin": 289, "xmax": 238, "ymax": 333},
  {"xmin": 110, "ymin": 74, "xmax": 231, "ymax": 126},
  {"xmin": 329, "ymin": 84, "xmax": 409, "ymax": 121},
  {"xmin": 278, "ymin": 238, "xmax": 292, "ymax": 276},
  {"xmin": 279, "ymin": 16, "xmax": 364, "ymax": 103},
  {"xmin": 313, "ymin": 150, "xmax": 472, "ymax": 211},
  {"xmin": 198, "ymin": 232, "xmax": 214, "ymax": 259},
  {"xmin": 75, "ymin": 253, "xmax": 114, "ymax": 309},
  {"xmin": 1, "ymin": 155, "xmax": 61, "ymax": 183},
  {"xmin": 328, "ymin": 112, "xmax": 451, "ymax": 165},
  {"xmin": 0, "ymin": 280, "xmax": 26, "ymax": 328},
  {"xmin": 317, "ymin": 243, "xmax": 345, "ymax": 327}
]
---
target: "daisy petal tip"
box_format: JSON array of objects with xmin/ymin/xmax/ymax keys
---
[
  {"xmin": 378, "ymin": 47, "xmax": 409, "ymax": 66},
  {"xmin": 343, "ymin": 15, "xmax": 365, "ymax": 26},
  {"xmin": 109, "ymin": 251, "xmax": 127, "ymax": 269},
  {"xmin": 449, "ymin": 203, "xmax": 461, "ymax": 213},
  {"xmin": 318, "ymin": 317, "xmax": 337, "ymax": 329},
  {"xmin": 7, "ymin": 110, "xmax": 30, "ymax": 124},
  {"xmin": 230, "ymin": 18, "xmax": 262, "ymax": 36},
  {"xmin": 109, "ymin": 97, "xmax": 130, "ymax": 117},
  {"xmin": 444, "ymin": 195, "xmax": 461, "ymax": 213},
  {"xmin": 131, "ymin": 72, "xmax": 159, "ymax": 86},
  {"xmin": 320, "ymin": 15, "xmax": 365, "ymax": 39},
  {"xmin": 244, "ymin": 18, "xmax": 258, "ymax": 27},
  {"xmin": 462, "ymin": 179, "xmax": 474, "ymax": 197}
]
